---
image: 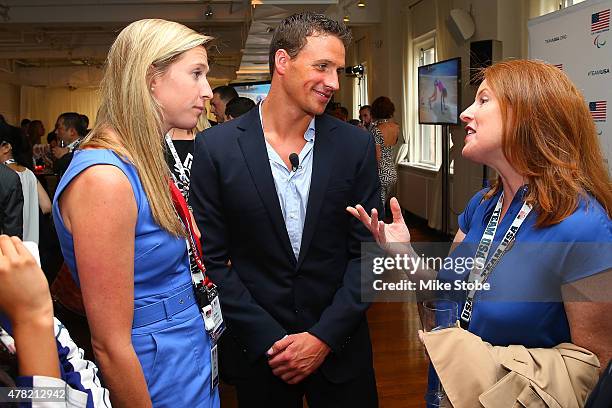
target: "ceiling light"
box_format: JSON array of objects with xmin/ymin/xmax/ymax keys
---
[
  {"xmin": 343, "ymin": 14, "xmax": 350, "ymax": 22},
  {"xmin": 204, "ymin": 5, "xmax": 213, "ymax": 19},
  {"xmin": 357, "ymin": 1, "xmax": 366, "ymax": 7}
]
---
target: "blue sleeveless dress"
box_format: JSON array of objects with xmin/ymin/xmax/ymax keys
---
[{"xmin": 53, "ymin": 149, "xmax": 219, "ymax": 407}]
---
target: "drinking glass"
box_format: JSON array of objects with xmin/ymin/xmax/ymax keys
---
[{"xmin": 420, "ymin": 299, "xmax": 458, "ymax": 408}]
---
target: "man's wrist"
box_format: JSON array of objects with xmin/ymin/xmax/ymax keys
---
[{"xmin": 308, "ymin": 332, "xmax": 331, "ymax": 354}]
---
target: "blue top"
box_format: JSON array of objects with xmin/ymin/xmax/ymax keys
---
[
  {"xmin": 439, "ymin": 187, "xmax": 612, "ymax": 347},
  {"xmin": 426, "ymin": 187, "xmax": 612, "ymax": 405},
  {"xmin": 52, "ymin": 149, "xmax": 191, "ymax": 308},
  {"xmin": 51, "ymin": 149, "xmax": 219, "ymax": 407},
  {"xmin": 258, "ymin": 102, "xmax": 316, "ymax": 260}
]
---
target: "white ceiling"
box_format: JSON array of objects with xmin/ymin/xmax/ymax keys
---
[{"xmin": 0, "ymin": 0, "xmax": 380, "ymax": 86}]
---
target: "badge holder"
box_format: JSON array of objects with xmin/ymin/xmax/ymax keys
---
[
  {"xmin": 195, "ymin": 283, "xmax": 226, "ymax": 343},
  {"xmin": 169, "ymin": 178, "xmax": 225, "ymax": 391},
  {"xmin": 195, "ymin": 282, "xmax": 225, "ymax": 391}
]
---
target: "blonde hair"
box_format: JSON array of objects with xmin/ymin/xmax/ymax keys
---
[
  {"xmin": 83, "ymin": 19, "xmax": 212, "ymax": 236},
  {"xmin": 481, "ymin": 60, "xmax": 612, "ymax": 226}
]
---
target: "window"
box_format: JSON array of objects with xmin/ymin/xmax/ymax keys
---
[
  {"xmin": 409, "ymin": 32, "xmax": 440, "ymax": 168},
  {"xmin": 538, "ymin": 0, "xmax": 585, "ymax": 14},
  {"xmin": 352, "ymin": 62, "xmax": 368, "ymax": 119},
  {"xmin": 562, "ymin": 0, "xmax": 585, "ymax": 7}
]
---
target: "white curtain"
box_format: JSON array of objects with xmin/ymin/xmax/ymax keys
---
[
  {"xmin": 20, "ymin": 86, "xmax": 100, "ymax": 139},
  {"xmin": 428, "ymin": 0, "xmax": 457, "ymax": 232},
  {"xmin": 397, "ymin": 5, "xmax": 413, "ymax": 165},
  {"xmin": 391, "ymin": 3, "xmax": 413, "ymax": 209}
]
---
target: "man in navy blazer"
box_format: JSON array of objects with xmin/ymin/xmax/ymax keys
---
[{"xmin": 190, "ymin": 12, "xmax": 382, "ymax": 407}]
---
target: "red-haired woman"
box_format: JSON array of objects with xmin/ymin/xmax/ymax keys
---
[{"xmin": 349, "ymin": 60, "xmax": 612, "ymax": 404}]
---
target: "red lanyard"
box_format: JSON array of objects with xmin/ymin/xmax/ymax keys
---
[{"xmin": 168, "ymin": 179, "xmax": 211, "ymax": 287}]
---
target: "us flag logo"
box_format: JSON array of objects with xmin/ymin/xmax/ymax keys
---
[
  {"xmin": 592, "ymin": 9, "xmax": 610, "ymax": 33},
  {"xmin": 589, "ymin": 101, "xmax": 607, "ymax": 121}
]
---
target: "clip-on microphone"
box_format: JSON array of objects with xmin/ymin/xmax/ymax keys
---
[{"xmin": 289, "ymin": 153, "xmax": 300, "ymax": 172}]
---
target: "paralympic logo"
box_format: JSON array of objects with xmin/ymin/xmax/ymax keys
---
[{"xmin": 594, "ymin": 35, "xmax": 607, "ymax": 48}]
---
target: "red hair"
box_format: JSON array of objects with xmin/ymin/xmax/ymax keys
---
[{"xmin": 481, "ymin": 60, "xmax": 611, "ymax": 227}]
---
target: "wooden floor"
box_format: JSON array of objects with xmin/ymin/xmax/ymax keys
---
[
  {"xmin": 220, "ymin": 212, "xmax": 449, "ymax": 407},
  {"xmin": 219, "ymin": 302, "xmax": 429, "ymax": 407},
  {"xmin": 368, "ymin": 302, "xmax": 429, "ymax": 407}
]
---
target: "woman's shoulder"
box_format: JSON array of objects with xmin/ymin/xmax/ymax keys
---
[
  {"xmin": 554, "ymin": 194, "xmax": 612, "ymax": 242},
  {"xmin": 59, "ymin": 149, "xmax": 136, "ymax": 197},
  {"xmin": 376, "ymin": 121, "xmax": 400, "ymax": 133},
  {"xmin": 554, "ymin": 195, "xmax": 612, "ymax": 283},
  {"xmin": 23, "ymin": 168, "xmax": 38, "ymax": 185},
  {"xmin": 14, "ymin": 167, "xmax": 37, "ymax": 183},
  {"xmin": 71, "ymin": 148, "xmax": 135, "ymax": 174},
  {"xmin": 73, "ymin": 147, "xmax": 118, "ymax": 161},
  {"xmin": 459, "ymin": 188, "xmax": 496, "ymax": 234},
  {"xmin": 466, "ymin": 188, "xmax": 494, "ymax": 211}
]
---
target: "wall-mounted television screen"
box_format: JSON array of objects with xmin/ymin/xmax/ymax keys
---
[
  {"xmin": 418, "ymin": 57, "xmax": 461, "ymax": 125},
  {"xmin": 231, "ymin": 80, "xmax": 271, "ymax": 104}
]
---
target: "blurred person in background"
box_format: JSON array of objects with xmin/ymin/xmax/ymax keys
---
[
  {"xmin": 52, "ymin": 112, "xmax": 87, "ymax": 178},
  {"xmin": 224, "ymin": 96, "xmax": 256, "ymax": 121},
  {"xmin": 370, "ymin": 96, "xmax": 399, "ymax": 209},
  {"xmin": 79, "ymin": 114, "xmax": 90, "ymax": 134},
  {"xmin": 210, "ymin": 85, "xmax": 238, "ymax": 124},
  {"xmin": 24, "ymin": 120, "xmax": 46, "ymax": 170},
  {"xmin": 331, "ymin": 105, "xmax": 349, "ymax": 121},
  {"xmin": 0, "ymin": 164, "xmax": 23, "ymax": 238},
  {"xmin": 359, "ymin": 105, "xmax": 372, "ymax": 131},
  {"xmin": 0, "ymin": 127, "xmax": 51, "ymax": 245}
]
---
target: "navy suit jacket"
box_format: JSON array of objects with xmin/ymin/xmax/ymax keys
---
[{"xmin": 190, "ymin": 108, "xmax": 383, "ymax": 382}]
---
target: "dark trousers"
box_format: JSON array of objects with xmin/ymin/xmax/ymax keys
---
[{"xmin": 231, "ymin": 357, "xmax": 378, "ymax": 408}]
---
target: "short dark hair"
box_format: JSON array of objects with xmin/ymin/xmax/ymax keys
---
[
  {"xmin": 359, "ymin": 105, "xmax": 371, "ymax": 112},
  {"xmin": 58, "ymin": 112, "xmax": 87, "ymax": 137},
  {"xmin": 27, "ymin": 120, "xmax": 44, "ymax": 140},
  {"xmin": 0, "ymin": 124, "xmax": 29, "ymax": 167},
  {"xmin": 332, "ymin": 106, "xmax": 349, "ymax": 121},
  {"xmin": 47, "ymin": 131, "xmax": 57, "ymax": 144},
  {"xmin": 79, "ymin": 114, "xmax": 89, "ymax": 129},
  {"xmin": 20, "ymin": 118, "xmax": 30, "ymax": 127},
  {"xmin": 212, "ymin": 85, "xmax": 239, "ymax": 103},
  {"xmin": 371, "ymin": 96, "xmax": 395, "ymax": 119},
  {"xmin": 225, "ymin": 97, "xmax": 256, "ymax": 119},
  {"xmin": 0, "ymin": 125, "xmax": 15, "ymax": 146},
  {"xmin": 269, "ymin": 12, "xmax": 352, "ymax": 74}
]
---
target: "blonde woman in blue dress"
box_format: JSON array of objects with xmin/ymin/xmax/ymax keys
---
[{"xmin": 53, "ymin": 19, "xmax": 218, "ymax": 407}]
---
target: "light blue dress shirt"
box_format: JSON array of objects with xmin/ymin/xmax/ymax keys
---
[{"xmin": 258, "ymin": 102, "xmax": 316, "ymax": 260}]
